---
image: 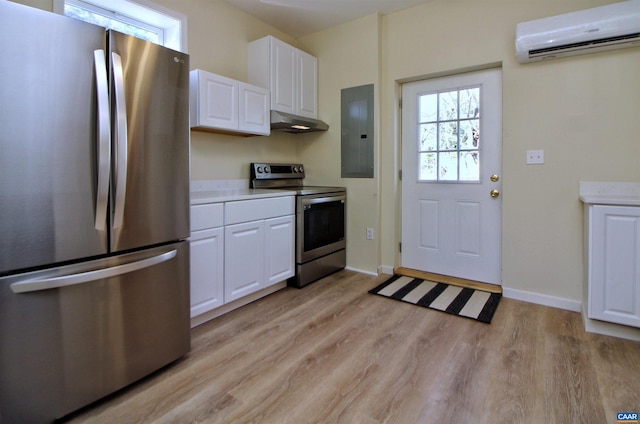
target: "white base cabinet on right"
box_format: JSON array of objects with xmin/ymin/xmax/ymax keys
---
[
  {"xmin": 586, "ymin": 204, "xmax": 640, "ymax": 328},
  {"xmin": 264, "ymin": 216, "xmax": 296, "ymax": 286}
]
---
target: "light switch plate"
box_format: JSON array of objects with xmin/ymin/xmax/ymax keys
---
[{"xmin": 526, "ymin": 150, "xmax": 544, "ymax": 165}]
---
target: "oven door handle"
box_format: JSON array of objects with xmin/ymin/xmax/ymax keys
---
[{"xmin": 301, "ymin": 194, "xmax": 346, "ymax": 207}]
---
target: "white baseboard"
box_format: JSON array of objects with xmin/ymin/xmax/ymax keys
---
[
  {"xmin": 378, "ymin": 265, "xmax": 394, "ymax": 275},
  {"xmin": 502, "ymin": 287, "xmax": 582, "ymax": 312},
  {"xmin": 462, "ymin": 285, "xmax": 640, "ymax": 342},
  {"xmin": 345, "ymin": 266, "xmax": 378, "ymax": 277}
]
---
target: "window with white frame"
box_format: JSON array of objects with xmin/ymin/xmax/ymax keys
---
[
  {"xmin": 417, "ymin": 87, "xmax": 481, "ymax": 182},
  {"xmin": 53, "ymin": 0, "xmax": 187, "ymax": 52}
]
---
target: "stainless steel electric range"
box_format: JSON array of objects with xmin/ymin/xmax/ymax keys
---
[{"xmin": 251, "ymin": 163, "xmax": 346, "ymax": 287}]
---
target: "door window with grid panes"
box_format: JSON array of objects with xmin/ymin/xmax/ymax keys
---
[{"xmin": 418, "ymin": 87, "xmax": 480, "ymax": 182}]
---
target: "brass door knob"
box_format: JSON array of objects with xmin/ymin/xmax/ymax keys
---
[
  {"xmin": 490, "ymin": 189, "xmax": 500, "ymax": 198},
  {"xmin": 490, "ymin": 174, "xmax": 499, "ymax": 182}
]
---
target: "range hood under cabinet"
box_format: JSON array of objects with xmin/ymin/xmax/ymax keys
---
[
  {"xmin": 270, "ymin": 110, "xmax": 328, "ymax": 133},
  {"xmin": 248, "ymin": 35, "xmax": 329, "ymax": 133}
]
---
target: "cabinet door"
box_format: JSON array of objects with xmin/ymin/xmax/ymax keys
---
[
  {"xmin": 198, "ymin": 72, "xmax": 238, "ymax": 130},
  {"xmin": 189, "ymin": 227, "xmax": 224, "ymax": 318},
  {"xmin": 297, "ymin": 50, "xmax": 318, "ymax": 118},
  {"xmin": 270, "ymin": 37, "xmax": 297, "ymax": 114},
  {"xmin": 225, "ymin": 221, "xmax": 264, "ymax": 302},
  {"xmin": 239, "ymin": 82, "xmax": 270, "ymax": 136},
  {"xmin": 589, "ymin": 205, "xmax": 640, "ymax": 328},
  {"xmin": 264, "ymin": 215, "xmax": 295, "ymax": 287}
]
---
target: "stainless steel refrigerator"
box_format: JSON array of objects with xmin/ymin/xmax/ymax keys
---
[{"xmin": 0, "ymin": 2, "xmax": 191, "ymax": 422}]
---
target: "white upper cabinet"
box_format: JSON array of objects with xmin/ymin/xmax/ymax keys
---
[
  {"xmin": 191, "ymin": 71, "xmax": 238, "ymax": 130},
  {"xmin": 270, "ymin": 38, "xmax": 297, "ymax": 115},
  {"xmin": 248, "ymin": 36, "xmax": 318, "ymax": 119},
  {"xmin": 190, "ymin": 69, "xmax": 270, "ymax": 136},
  {"xmin": 239, "ymin": 82, "xmax": 271, "ymax": 135},
  {"xmin": 297, "ymin": 49, "xmax": 318, "ymax": 118}
]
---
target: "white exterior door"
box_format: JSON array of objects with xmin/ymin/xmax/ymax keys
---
[{"xmin": 401, "ymin": 68, "xmax": 502, "ymax": 285}]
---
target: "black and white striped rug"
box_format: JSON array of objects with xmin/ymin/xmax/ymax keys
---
[{"xmin": 369, "ymin": 275, "xmax": 501, "ymax": 324}]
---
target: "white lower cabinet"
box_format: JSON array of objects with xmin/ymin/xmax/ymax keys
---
[
  {"xmin": 190, "ymin": 196, "xmax": 295, "ymax": 322},
  {"xmin": 189, "ymin": 227, "xmax": 224, "ymax": 317},
  {"xmin": 587, "ymin": 204, "xmax": 640, "ymax": 328},
  {"xmin": 265, "ymin": 215, "xmax": 295, "ymax": 286},
  {"xmin": 189, "ymin": 203, "xmax": 224, "ymax": 319},
  {"xmin": 224, "ymin": 220, "xmax": 265, "ymax": 303},
  {"xmin": 224, "ymin": 197, "xmax": 295, "ymax": 302}
]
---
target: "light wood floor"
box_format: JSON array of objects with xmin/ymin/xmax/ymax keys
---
[{"xmin": 64, "ymin": 270, "xmax": 640, "ymax": 424}]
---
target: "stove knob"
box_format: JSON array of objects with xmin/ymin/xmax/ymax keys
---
[
  {"xmin": 293, "ymin": 166, "xmax": 299, "ymax": 173},
  {"xmin": 264, "ymin": 166, "xmax": 271, "ymax": 173},
  {"xmin": 299, "ymin": 166, "xmax": 304, "ymax": 173},
  {"xmin": 257, "ymin": 166, "xmax": 263, "ymax": 173}
]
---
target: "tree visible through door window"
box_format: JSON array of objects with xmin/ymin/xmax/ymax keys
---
[{"xmin": 417, "ymin": 87, "xmax": 480, "ymax": 182}]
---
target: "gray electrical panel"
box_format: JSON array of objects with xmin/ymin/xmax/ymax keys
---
[{"xmin": 341, "ymin": 84, "xmax": 374, "ymax": 178}]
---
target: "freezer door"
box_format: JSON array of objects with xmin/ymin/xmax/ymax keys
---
[
  {"xmin": 0, "ymin": 241, "xmax": 190, "ymax": 422},
  {"xmin": 0, "ymin": 2, "xmax": 108, "ymax": 275},
  {"xmin": 109, "ymin": 31, "xmax": 190, "ymax": 252}
]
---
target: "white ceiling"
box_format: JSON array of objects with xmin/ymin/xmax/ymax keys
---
[{"xmin": 222, "ymin": 0, "xmax": 435, "ymax": 38}]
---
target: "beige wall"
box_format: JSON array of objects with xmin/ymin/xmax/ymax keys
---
[
  {"xmin": 299, "ymin": 14, "xmax": 382, "ymax": 274},
  {"xmin": 304, "ymin": 0, "xmax": 640, "ymax": 300},
  {"xmin": 12, "ymin": 0, "xmax": 51, "ymax": 9},
  {"xmin": 378, "ymin": 0, "xmax": 640, "ymax": 301},
  {"xmin": 13, "ymin": 0, "xmax": 640, "ymax": 302},
  {"xmin": 157, "ymin": 0, "xmax": 305, "ymax": 181}
]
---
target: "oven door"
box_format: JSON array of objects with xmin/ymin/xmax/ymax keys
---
[{"xmin": 297, "ymin": 193, "xmax": 346, "ymax": 264}]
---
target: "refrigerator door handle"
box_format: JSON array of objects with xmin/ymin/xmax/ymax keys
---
[
  {"xmin": 94, "ymin": 49, "xmax": 111, "ymax": 231},
  {"xmin": 9, "ymin": 249, "xmax": 177, "ymax": 294},
  {"xmin": 111, "ymin": 52, "xmax": 128, "ymax": 230}
]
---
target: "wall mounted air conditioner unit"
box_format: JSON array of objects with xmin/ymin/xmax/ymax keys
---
[{"xmin": 515, "ymin": 0, "xmax": 640, "ymax": 63}]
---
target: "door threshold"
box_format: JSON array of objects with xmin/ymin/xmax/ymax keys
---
[{"xmin": 394, "ymin": 267, "xmax": 502, "ymax": 294}]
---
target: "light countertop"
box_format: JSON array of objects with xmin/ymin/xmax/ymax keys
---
[
  {"xmin": 191, "ymin": 188, "xmax": 296, "ymax": 205},
  {"xmin": 579, "ymin": 182, "xmax": 640, "ymax": 206},
  {"xmin": 190, "ymin": 179, "xmax": 295, "ymax": 205}
]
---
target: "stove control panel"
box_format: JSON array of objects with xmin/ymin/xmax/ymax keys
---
[{"xmin": 251, "ymin": 163, "xmax": 305, "ymax": 180}]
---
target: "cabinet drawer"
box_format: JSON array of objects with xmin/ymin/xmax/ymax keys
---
[
  {"xmin": 225, "ymin": 196, "xmax": 294, "ymax": 225},
  {"xmin": 191, "ymin": 203, "xmax": 224, "ymax": 231}
]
